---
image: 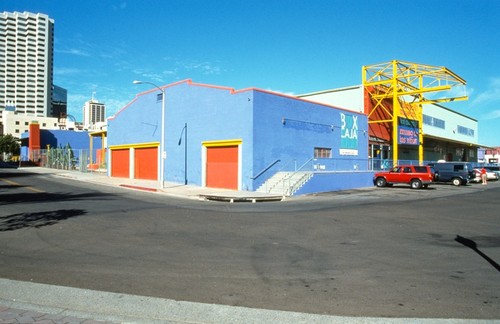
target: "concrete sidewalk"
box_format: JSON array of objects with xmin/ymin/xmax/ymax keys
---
[
  {"xmin": 20, "ymin": 167, "xmax": 284, "ymax": 203},
  {"xmin": 2, "ymin": 279, "xmax": 498, "ymax": 324}
]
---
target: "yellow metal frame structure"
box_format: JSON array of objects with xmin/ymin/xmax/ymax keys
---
[{"xmin": 362, "ymin": 60, "xmax": 468, "ymax": 164}]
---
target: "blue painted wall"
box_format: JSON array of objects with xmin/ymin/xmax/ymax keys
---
[
  {"xmin": 108, "ymin": 81, "xmax": 254, "ymax": 186},
  {"xmin": 165, "ymin": 82, "xmax": 254, "ymax": 186},
  {"xmin": 20, "ymin": 129, "xmax": 102, "ymax": 164},
  {"xmin": 41, "ymin": 130, "xmax": 101, "ymax": 150},
  {"xmin": 21, "ymin": 129, "xmax": 100, "ymax": 149},
  {"xmin": 294, "ymin": 172, "xmax": 374, "ymax": 195},
  {"xmin": 251, "ymin": 91, "xmax": 369, "ymax": 190},
  {"xmin": 107, "ymin": 92, "xmax": 162, "ymax": 147}
]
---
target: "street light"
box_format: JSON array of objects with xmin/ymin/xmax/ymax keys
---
[
  {"xmin": 178, "ymin": 123, "xmax": 187, "ymax": 185},
  {"xmin": 133, "ymin": 80, "xmax": 166, "ymax": 189}
]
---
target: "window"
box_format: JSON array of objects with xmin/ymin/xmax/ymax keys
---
[
  {"xmin": 24, "ymin": 122, "xmax": 29, "ymax": 125},
  {"xmin": 314, "ymin": 147, "xmax": 332, "ymax": 158},
  {"xmin": 15, "ymin": 121, "xmax": 19, "ymax": 125},
  {"xmin": 414, "ymin": 166, "xmax": 428, "ymax": 173},
  {"xmin": 423, "ymin": 114, "xmax": 445, "ymax": 129},
  {"xmin": 457, "ymin": 125, "xmax": 474, "ymax": 137}
]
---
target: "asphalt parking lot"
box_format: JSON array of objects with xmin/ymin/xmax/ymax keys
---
[{"xmin": 1, "ymin": 168, "xmax": 499, "ymax": 322}]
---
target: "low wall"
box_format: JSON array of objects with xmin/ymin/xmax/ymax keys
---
[{"xmin": 294, "ymin": 171, "xmax": 374, "ymax": 195}]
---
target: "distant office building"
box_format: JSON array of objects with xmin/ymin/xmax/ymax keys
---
[
  {"xmin": 0, "ymin": 11, "xmax": 54, "ymax": 118},
  {"xmin": 1, "ymin": 109, "xmax": 60, "ymax": 136},
  {"xmin": 51, "ymin": 84, "xmax": 67, "ymax": 118},
  {"xmin": 83, "ymin": 97, "xmax": 106, "ymax": 130}
]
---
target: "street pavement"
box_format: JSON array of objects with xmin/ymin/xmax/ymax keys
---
[{"xmin": 1, "ymin": 167, "xmax": 499, "ymax": 324}]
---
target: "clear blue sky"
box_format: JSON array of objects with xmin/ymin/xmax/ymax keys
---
[{"xmin": 4, "ymin": 0, "xmax": 500, "ymax": 146}]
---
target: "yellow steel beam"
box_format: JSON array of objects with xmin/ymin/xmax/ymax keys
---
[
  {"xmin": 443, "ymin": 67, "xmax": 467, "ymax": 84},
  {"xmin": 370, "ymin": 85, "xmax": 453, "ymax": 99},
  {"xmin": 418, "ymin": 75, "xmax": 424, "ymax": 163},
  {"xmin": 365, "ymin": 61, "xmax": 466, "ymax": 87},
  {"xmin": 418, "ymin": 96, "xmax": 469, "ymax": 105},
  {"xmin": 392, "ymin": 61, "xmax": 399, "ymax": 165},
  {"xmin": 394, "ymin": 62, "xmax": 466, "ymax": 85},
  {"xmin": 369, "ymin": 119, "xmax": 393, "ymax": 124},
  {"xmin": 362, "ymin": 79, "xmax": 394, "ymax": 87}
]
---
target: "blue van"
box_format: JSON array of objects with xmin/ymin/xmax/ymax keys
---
[{"xmin": 427, "ymin": 162, "xmax": 475, "ymax": 186}]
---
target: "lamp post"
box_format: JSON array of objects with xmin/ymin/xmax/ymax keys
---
[
  {"xmin": 178, "ymin": 123, "xmax": 188, "ymax": 185},
  {"xmin": 133, "ymin": 80, "xmax": 165, "ymax": 189}
]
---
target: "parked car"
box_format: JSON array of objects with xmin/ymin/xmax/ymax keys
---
[
  {"xmin": 472, "ymin": 168, "xmax": 499, "ymax": 182},
  {"xmin": 373, "ymin": 165, "xmax": 434, "ymax": 189},
  {"xmin": 427, "ymin": 162, "xmax": 474, "ymax": 186},
  {"xmin": 478, "ymin": 165, "xmax": 500, "ymax": 178}
]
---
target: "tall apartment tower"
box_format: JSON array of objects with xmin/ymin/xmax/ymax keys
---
[
  {"xmin": 0, "ymin": 11, "xmax": 54, "ymax": 117},
  {"xmin": 83, "ymin": 96, "xmax": 106, "ymax": 130}
]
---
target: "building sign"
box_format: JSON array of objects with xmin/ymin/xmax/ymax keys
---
[
  {"xmin": 398, "ymin": 117, "xmax": 419, "ymax": 145},
  {"xmin": 340, "ymin": 113, "xmax": 358, "ymax": 156}
]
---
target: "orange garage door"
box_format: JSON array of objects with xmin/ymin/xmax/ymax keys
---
[
  {"xmin": 135, "ymin": 147, "xmax": 158, "ymax": 180},
  {"xmin": 206, "ymin": 146, "xmax": 238, "ymax": 190},
  {"xmin": 111, "ymin": 149, "xmax": 129, "ymax": 178}
]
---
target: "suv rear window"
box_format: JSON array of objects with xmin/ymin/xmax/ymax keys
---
[{"xmin": 414, "ymin": 166, "xmax": 428, "ymax": 173}]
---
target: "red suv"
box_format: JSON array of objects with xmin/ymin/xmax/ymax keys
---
[{"xmin": 374, "ymin": 165, "xmax": 434, "ymax": 189}]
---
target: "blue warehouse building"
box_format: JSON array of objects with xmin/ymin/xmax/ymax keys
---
[{"xmin": 107, "ymin": 80, "xmax": 372, "ymax": 195}]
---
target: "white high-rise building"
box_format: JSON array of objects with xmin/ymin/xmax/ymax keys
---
[
  {"xmin": 0, "ymin": 11, "xmax": 54, "ymax": 117},
  {"xmin": 83, "ymin": 96, "xmax": 106, "ymax": 130}
]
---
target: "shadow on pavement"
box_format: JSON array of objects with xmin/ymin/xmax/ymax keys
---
[
  {"xmin": 455, "ymin": 235, "xmax": 500, "ymax": 273},
  {"xmin": 0, "ymin": 162, "xmax": 19, "ymax": 168},
  {"xmin": 0, "ymin": 192, "xmax": 116, "ymax": 206},
  {"xmin": 0, "ymin": 184, "xmax": 27, "ymax": 190},
  {"xmin": 0, "ymin": 171, "xmax": 43, "ymax": 179},
  {"xmin": 0, "ymin": 209, "xmax": 86, "ymax": 231}
]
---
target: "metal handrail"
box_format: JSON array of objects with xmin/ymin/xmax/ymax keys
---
[
  {"xmin": 251, "ymin": 159, "xmax": 280, "ymax": 180},
  {"xmin": 282, "ymin": 157, "xmax": 314, "ymax": 195}
]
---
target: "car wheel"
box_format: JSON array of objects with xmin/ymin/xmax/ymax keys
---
[
  {"xmin": 451, "ymin": 178, "xmax": 462, "ymax": 186},
  {"xmin": 411, "ymin": 179, "xmax": 422, "ymax": 189},
  {"xmin": 375, "ymin": 177, "xmax": 387, "ymax": 187}
]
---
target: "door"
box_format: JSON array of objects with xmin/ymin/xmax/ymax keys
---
[
  {"xmin": 206, "ymin": 145, "xmax": 238, "ymax": 190},
  {"xmin": 134, "ymin": 147, "xmax": 158, "ymax": 180},
  {"xmin": 111, "ymin": 149, "xmax": 129, "ymax": 178}
]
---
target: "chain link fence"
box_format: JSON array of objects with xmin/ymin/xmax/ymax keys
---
[{"xmin": 27, "ymin": 148, "xmax": 106, "ymax": 173}]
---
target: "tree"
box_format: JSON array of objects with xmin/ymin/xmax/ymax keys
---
[{"xmin": 0, "ymin": 134, "xmax": 21, "ymax": 157}]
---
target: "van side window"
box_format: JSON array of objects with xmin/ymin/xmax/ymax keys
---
[{"xmin": 454, "ymin": 165, "xmax": 464, "ymax": 171}]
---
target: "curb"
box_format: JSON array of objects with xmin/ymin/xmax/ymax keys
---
[{"xmin": 119, "ymin": 184, "xmax": 158, "ymax": 192}]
